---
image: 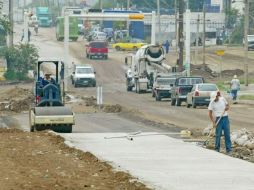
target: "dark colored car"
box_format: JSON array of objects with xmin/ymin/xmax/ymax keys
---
[
  {"xmin": 248, "ymin": 41, "xmax": 254, "ymax": 51},
  {"xmin": 152, "ymin": 77, "xmax": 176, "ymax": 101},
  {"xmin": 171, "ymin": 77, "xmax": 204, "ymax": 106},
  {"xmin": 86, "ymin": 41, "xmax": 108, "ymax": 59}
]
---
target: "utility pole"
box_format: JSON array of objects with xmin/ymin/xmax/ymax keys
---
[
  {"xmin": 202, "ymin": 3, "xmax": 206, "ymax": 65},
  {"xmin": 127, "ymin": 0, "xmax": 130, "ymax": 33},
  {"xmin": 99, "ymin": 0, "xmax": 103, "ymax": 9},
  {"xmin": 157, "ymin": 0, "xmax": 161, "ymax": 44},
  {"xmin": 178, "ymin": 0, "xmax": 184, "ymax": 70},
  {"xmin": 175, "ymin": 0, "xmax": 178, "ymax": 53},
  {"xmin": 8, "ymin": 0, "xmax": 14, "ymax": 47},
  {"xmin": 127, "ymin": 0, "xmax": 130, "ymax": 10},
  {"xmin": 185, "ymin": 6, "xmax": 191, "ymax": 76},
  {"xmin": 244, "ymin": 0, "xmax": 249, "ymax": 86},
  {"xmin": 99, "ymin": 0, "xmax": 103, "ymax": 26},
  {"xmin": 195, "ymin": 14, "xmax": 200, "ymax": 65},
  {"xmin": 57, "ymin": 0, "xmax": 60, "ymax": 16}
]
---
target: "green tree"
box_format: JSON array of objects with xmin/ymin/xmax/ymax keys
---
[{"xmin": 1, "ymin": 43, "xmax": 39, "ymax": 80}]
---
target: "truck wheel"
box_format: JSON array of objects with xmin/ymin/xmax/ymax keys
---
[
  {"xmin": 152, "ymin": 90, "xmax": 155, "ymax": 97},
  {"xmin": 115, "ymin": 46, "xmax": 121, "ymax": 51},
  {"xmin": 192, "ymin": 99, "xmax": 197, "ymax": 108},
  {"xmin": 30, "ymin": 125, "xmax": 34, "ymax": 132},
  {"xmin": 155, "ymin": 93, "xmax": 161, "ymax": 101},
  {"xmin": 171, "ymin": 98, "xmax": 176, "ymax": 106},
  {"xmin": 175, "ymin": 98, "xmax": 181, "ymax": 106},
  {"xmin": 127, "ymin": 86, "xmax": 132, "ymax": 91},
  {"xmin": 64, "ymin": 125, "xmax": 72, "ymax": 133},
  {"xmin": 136, "ymin": 83, "xmax": 141, "ymax": 94}
]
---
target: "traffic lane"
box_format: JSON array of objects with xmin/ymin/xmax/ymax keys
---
[
  {"xmin": 68, "ymin": 45, "xmax": 254, "ymax": 131},
  {"xmin": 12, "ymin": 113, "xmax": 176, "ymax": 134},
  {"xmin": 35, "ymin": 28, "xmax": 254, "ymax": 132}
]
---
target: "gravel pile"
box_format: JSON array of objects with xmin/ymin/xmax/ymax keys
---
[{"xmin": 202, "ymin": 127, "xmax": 254, "ymax": 162}]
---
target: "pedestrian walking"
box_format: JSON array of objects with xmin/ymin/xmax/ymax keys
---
[
  {"xmin": 208, "ymin": 91, "xmax": 232, "ymax": 153},
  {"xmin": 163, "ymin": 40, "xmax": 170, "ymax": 54},
  {"xmin": 230, "ymin": 75, "xmax": 240, "ymax": 102}
]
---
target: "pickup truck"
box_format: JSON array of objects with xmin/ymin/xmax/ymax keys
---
[
  {"xmin": 171, "ymin": 76, "xmax": 204, "ymax": 106},
  {"xmin": 86, "ymin": 41, "xmax": 108, "ymax": 59},
  {"xmin": 71, "ymin": 64, "xmax": 96, "ymax": 87},
  {"xmin": 152, "ymin": 76, "xmax": 176, "ymax": 101}
]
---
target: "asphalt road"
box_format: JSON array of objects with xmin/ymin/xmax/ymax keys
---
[{"xmin": 13, "ymin": 25, "xmax": 254, "ymax": 133}]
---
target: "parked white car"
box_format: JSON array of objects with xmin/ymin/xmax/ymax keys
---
[{"xmin": 186, "ymin": 83, "xmax": 219, "ymax": 108}]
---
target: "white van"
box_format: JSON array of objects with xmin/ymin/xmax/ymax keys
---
[{"xmin": 92, "ymin": 32, "xmax": 107, "ymax": 41}]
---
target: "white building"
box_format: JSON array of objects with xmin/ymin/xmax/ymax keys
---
[{"xmin": 144, "ymin": 12, "xmax": 225, "ymax": 45}]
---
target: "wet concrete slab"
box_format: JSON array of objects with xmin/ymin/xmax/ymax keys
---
[{"xmin": 61, "ymin": 132, "xmax": 254, "ymax": 190}]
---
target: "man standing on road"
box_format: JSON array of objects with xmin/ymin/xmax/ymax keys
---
[
  {"xmin": 230, "ymin": 75, "xmax": 240, "ymax": 102},
  {"xmin": 208, "ymin": 91, "xmax": 232, "ymax": 153}
]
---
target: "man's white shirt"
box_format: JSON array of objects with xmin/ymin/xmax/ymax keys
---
[{"xmin": 208, "ymin": 97, "xmax": 228, "ymax": 117}]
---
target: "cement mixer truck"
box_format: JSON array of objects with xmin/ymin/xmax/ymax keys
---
[{"xmin": 125, "ymin": 44, "xmax": 172, "ymax": 93}]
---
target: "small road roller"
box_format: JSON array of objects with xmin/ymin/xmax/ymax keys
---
[{"xmin": 29, "ymin": 59, "xmax": 75, "ymax": 133}]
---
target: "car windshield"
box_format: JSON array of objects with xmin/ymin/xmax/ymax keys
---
[
  {"xmin": 198, "ymin": 84, "xmax": 217, "ymax": 91},
  {"xmin": 157, "ymin": 78, "xmax": 175, "ymax": 85},
  {"xmin": 76, "ymin": 68, "xmax": 93, "ymax": 74},
  {"xmin": 90, "ymin": 42, "xmax": 106, "ymax": 48},
  {"xmin": 178, "ymin": 78, "xmax": 203, "ymax": 85}
]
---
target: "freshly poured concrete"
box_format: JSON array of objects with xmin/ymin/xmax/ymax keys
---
[{"xmin": 61, "ymin": 133, "xmax": 254, "ymax": 190}]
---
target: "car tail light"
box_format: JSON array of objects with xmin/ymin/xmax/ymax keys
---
[
  {"xmin": 36, "ymin": 95, "xmax": 40, "ymax": 104},
  {"xmin": 195, "ymin": 91, "xmax": 200, "ymax": 96}
]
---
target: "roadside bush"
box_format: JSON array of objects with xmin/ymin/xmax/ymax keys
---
[{"xmin": 1, "ymin": 43, "xmax": 39, "ymax": 81}]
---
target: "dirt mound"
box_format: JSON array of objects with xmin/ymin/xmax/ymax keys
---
[
  {"xmin": 103, "ymin": 104, "xmax": 122, "ymax": 113},
  {"xmin": 191, "ymin": 64, "xmax": 244, "ymax": 80},
  {"xmin": 191, "ymin": 64, "xmax": 216, "ymax": 79},
  {"xmin": 221, "ymin": 69, "xmax": 244, "ymax": 78},
  {"xmin": 0, "ymin": 86, "xmax": 33, "ymax": 113},
  {"xmin": 0, "ymin": 129, "xmax": 149, "ymax": 189},
  {"xmin": 82, "ymin": 96, "xmax": 97, "ymax": 106}
]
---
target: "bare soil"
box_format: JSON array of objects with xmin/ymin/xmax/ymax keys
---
[
  {"xmin": 0, "ymin": 128, "xmax": 149, "ymax": 190},
  {"xmin": 0, "ymin": 86, "xmax": 33, "ymax": 113}
]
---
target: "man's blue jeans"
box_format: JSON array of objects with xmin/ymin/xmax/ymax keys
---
[
  {"xmin": 215, "ymin": 116, "xmax": 232, "ymax": 153},
  {"xmin": 231, "ymin": 89, "xmax": 238, "ymax": 100}
]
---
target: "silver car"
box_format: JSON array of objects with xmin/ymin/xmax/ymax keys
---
[{"xmin": 186, "ymin": 83, "xmax": 219, "ymax": 108}]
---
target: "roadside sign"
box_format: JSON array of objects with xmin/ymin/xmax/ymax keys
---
[
  {"xmin": 216, "ymin": 50, "xmax": 225, "ymax": 56},
  {"xmin": 129, "ymin": 14, "xmax": 144, "ymax": 20}
]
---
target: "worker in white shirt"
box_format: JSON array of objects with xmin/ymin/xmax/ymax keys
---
[{"xmin": 208, "ymin": 91, "xmax": 232, "ymax": 153}]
